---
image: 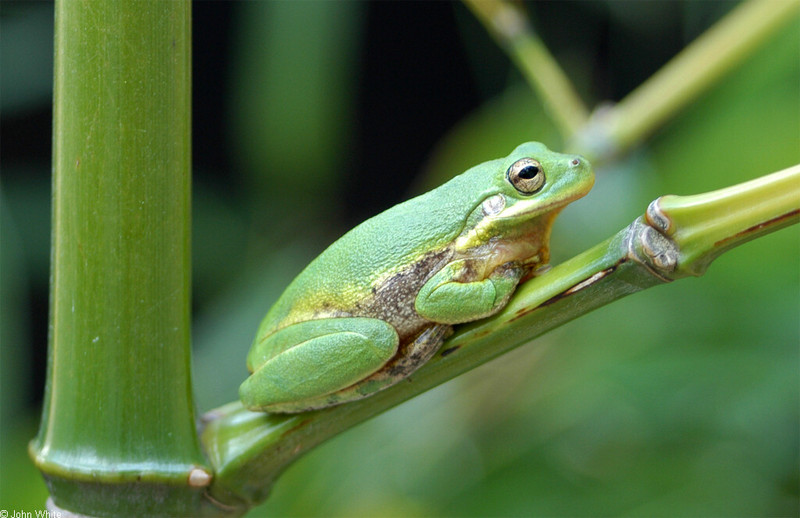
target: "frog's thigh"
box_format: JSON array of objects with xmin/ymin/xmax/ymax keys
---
[
  {"xmin": 284, "ymin": 324, "xmax": 452, "ymax": 412},
  {"xmin": 240, "ymin": 317, "xmax": 399, "ymax": 411}
]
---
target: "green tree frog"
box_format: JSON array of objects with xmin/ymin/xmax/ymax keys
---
[{"xmin": 240, "ymin": 142, "xmax": 594, "ymax": 413}]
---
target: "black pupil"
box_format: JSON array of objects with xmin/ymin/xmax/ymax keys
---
[{"xmin": 518, "ymin": 165, "xmax": 539, "ymax": 180}]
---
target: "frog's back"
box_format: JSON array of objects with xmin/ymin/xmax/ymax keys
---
[{"xmin": 260, "ymin": 162, "xmax": 500, "ymax": 333}]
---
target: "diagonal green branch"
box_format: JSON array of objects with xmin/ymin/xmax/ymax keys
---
[
  {"xmin": 201, "ymin": 164, "xmax": 800, "ymax": 512},
  {"xmin": 595, "ymin": 0, "xmax": 800, "ymax": 158}
]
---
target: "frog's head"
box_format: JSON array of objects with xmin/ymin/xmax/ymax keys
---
[
  {"xmin": 488, "ymin": 141, "xmax": 593, "ymax": 220},
  {"xmin": 455, "ymin": 142, "xmax": 594, "ymax": 266}
]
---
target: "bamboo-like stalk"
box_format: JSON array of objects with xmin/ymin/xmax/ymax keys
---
[
  {"xmin": 29, "ymin": 1, "xmax": 216, "ymax": 516},
  {"xmin": 201, "ymin": 165, "xmax": 800, "ymax": 510}
]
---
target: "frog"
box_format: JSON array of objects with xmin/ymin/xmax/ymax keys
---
[{"xmin": 240, "ymin": 142, "xmax": 594, "ymax": 413}]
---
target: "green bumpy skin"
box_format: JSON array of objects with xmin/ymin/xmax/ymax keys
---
[{"xmin": 240, "ymin": 142, "xmax": 594, "ymax": 413}]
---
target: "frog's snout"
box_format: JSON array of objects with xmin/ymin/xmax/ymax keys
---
[
  {"xmin": 567, "ymin": 154, "xmax": 595, "ymax": 190},
  {"xmin": 568, "ymin": 155, "xmax": 590, "ymax": 171}
]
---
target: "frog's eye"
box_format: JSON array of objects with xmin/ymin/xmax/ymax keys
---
[{"xmin": 507, "ymin": 158, "xmax": 545, "ymax": 195}]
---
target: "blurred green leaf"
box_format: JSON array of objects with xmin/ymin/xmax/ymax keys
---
[
  {"xmin": 191, "ymin": 181, "xmax": 249, "ymax": 306},
  {"xmin": 0, "ymin": 413, "xmax": 49, "ymax": 511},
  {"xmin": 0, "ymin": 183, "xmax": 30, "ymax": 420},
  {"xmin": 230, "ymin": 1, "xmax": 362, "ymax": 228},
  {"xmin": 0, "ymin": 3, "xmax": 53, "ymax": 115}
]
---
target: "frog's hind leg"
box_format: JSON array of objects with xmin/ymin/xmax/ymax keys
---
[
  {"xmin": 240, "ymin": 317, "xmax": 399, "ymax": 413},
  {"xmin": 291, "ymin": 324, "xmax": 452, "ymax": 412}
]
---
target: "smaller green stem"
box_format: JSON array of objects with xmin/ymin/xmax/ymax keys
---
[
  {"xmin": 647, "ymin": 164, "xmax": 800, "ymax": 278},
  {"xmin": 463, "ymin": 0, "xmax": 590, "ymax": 139},
  {"xmin": 597, "ymin": 0, "xmax": 800, "ymax": 157}
]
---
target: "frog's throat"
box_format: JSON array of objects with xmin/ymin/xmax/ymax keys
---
[{"xmin": 454, "ymin": 204, "xmax": 563, "ymax": 253}]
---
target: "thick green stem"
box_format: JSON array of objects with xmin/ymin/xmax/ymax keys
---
[
  {"xmin": 202, "ymin": 166, "xmax": 799, "ymax": 511},
  {"xmin": 30, "ymin": 1, "xmax": 217, "ymax": 516}
]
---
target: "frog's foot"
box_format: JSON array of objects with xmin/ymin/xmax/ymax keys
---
[
  {"xmin": 415, "ymin": 259, "xmax": 524, "ymax": 323},
  {"xmin": 239, "ymin": 317, "xmax": 399, "ymax": 413},
  {"xmin": 282, "ymin": 324, "xmax": 452, "ymax": 412},
  {"xmin": 379, "ymin": 324, "xmax": 453, "ymax": 379}
]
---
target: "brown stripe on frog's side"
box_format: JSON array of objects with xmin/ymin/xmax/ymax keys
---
[
  {"xmin": 359, "ymin": 247, "xmax": 454, "ymax": 341},
  {"xmin": 278, "ymin": 248, "xmax": 454, "ymax": 334}
]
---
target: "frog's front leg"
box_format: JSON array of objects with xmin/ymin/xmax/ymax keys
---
[
  {"xmin": 415, "ymin": 260, "xmax": 523, "ymax": 324},
  {"xmin": 240, "ymin": 317, "xmax": 399, "ymax": 412}
]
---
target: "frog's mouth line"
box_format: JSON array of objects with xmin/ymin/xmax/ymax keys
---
[{"xmin": 492, "ymin": 193, "xmax": 583, "ymax": 221}]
